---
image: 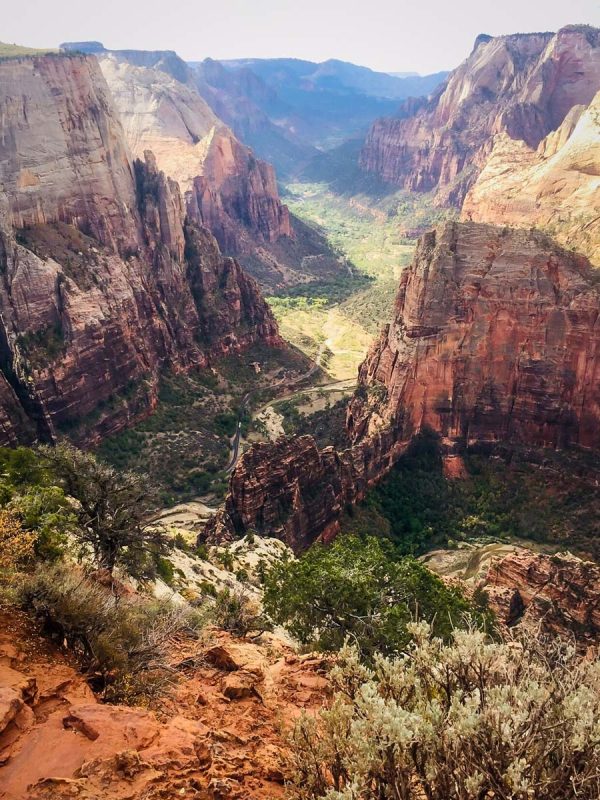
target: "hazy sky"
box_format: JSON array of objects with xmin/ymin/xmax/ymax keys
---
[{"xmin": 6, "ymin": 0, "xmax": 600, "ymax": 74}]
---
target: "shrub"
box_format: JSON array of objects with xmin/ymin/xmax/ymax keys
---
[
  {"xmin": 211, "ymin": 587, "xmax": 272, "ymax": 638},
  {"xmin": 263, "ymin": 534, "xmax": 490, "ymax": 660},
  {"xmin": 38, "ymin": 443, "xmax": 170, "ymax": 577},
  {"xmin": 0, "ymin": 509, "xmax": 36, "ymax": 571},
  {"xmin": 155, "ymin": 556, "xmax": 175, "ymax": 586},
  {"xmin": 8, "ymin": 484, "xmax": 76, "ymax": 560},
  {"xmin": 287, "ymin": 625, "xmax": 600, "ymax": 800},
  {"xmin": 19, "ymin": 563, "xmax": 202, "ymax": 704}
]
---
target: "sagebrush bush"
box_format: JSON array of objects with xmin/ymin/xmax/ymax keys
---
[
  {"xmin": 287, "ymin": 624, "xmax": 600, "ymax": 800},
  {"xmin": 19, "ymin": 562, "xmax": 204, "ymax": 704},
  {"xmin": 211, "ymin": 587, "xmax": 272, "ymax": 638}
]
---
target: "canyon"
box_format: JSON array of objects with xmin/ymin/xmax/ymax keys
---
[
  {"xmin": 0, "ymin": 52, "xmax": 280, "ymax": 446},
  {"xmin": 360, "ymin": 25, "xmax": 600, "ymax": 262},
  {"xmin": 63, "ymin": 42, "xmax": 345, "ymax": 289},
  {"xmin": 209, "ymin": 221, "xmax": 600, "ymax": 549}
]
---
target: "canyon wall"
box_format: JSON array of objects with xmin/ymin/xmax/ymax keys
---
[
  {"xmin": 0, "ymin": 53, "xmax": 280, "ymax": 445},
  {"xmin": 97, "ymin": 51, "xmax": 293, "ymax": 255},
  {"xmin": 91, "ymin": 48, "xmax": 345, "ymax": 289},
  {"xmin": 360, "ymin": 26, "xmax": 600, "ymax": 259},
  {"xmin": 462, "ymin": 90, "xmax": 600, "ymax": 265},
  {"xmin": 348, "ymin": 221, "xmax": 600, "ymax": 451},
  {"xmin": 210, "ymin": 221, "xmax": 600, "ymax": 549}
]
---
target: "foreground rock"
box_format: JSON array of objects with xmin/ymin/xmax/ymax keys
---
[
  {"xmin": 0, "ymin": 52, "xmax": 280, "ymax": 445},
  {"xmin": 208, "ymin": 221, "xmax": 600, "ymax": 549},
  {"xmin": 480, "ymin": 549, "xmax": 600, "ymax": 646},
  {"xmin": 0, "ymin": 611, "xmax": 329, "ymax": 800}
]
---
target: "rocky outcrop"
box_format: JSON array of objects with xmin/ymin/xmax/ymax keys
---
[
  {"xmin": 0, "ymin": 53, "xmax": 280, "ymax": 445},
  {"xmin": 97, "ymin": 50, "xmax": 293, "ymax": 257},
  {"xmin": 210, "ymin": 221, "xmax": 600, "ymax": 550},
  {"xmin": 205, "ymin": 431, "xmax": 401, "ymax": 550},
  {"xmin": 0, "ymin": 610, "xmax": 329, "ymax": 800},
  {"xmin": 349, "ymin": 221, "xmax": 600, "ymax": 452},
  {"xmin": 360, "ymin": 26, "xmax": 600, "ymax": 209},
  {"xmin": 481, "ymin": 549, "xmax": 600, "ymax": 646},
  {"xmin": 462, "ymin": 90, "xmax": 600, "ymax": 265}
]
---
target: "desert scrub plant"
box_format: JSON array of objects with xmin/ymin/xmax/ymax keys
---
[
  {"xmin": 0, "ymin": 509, "xmax": 36, "ymax": 572},
  {"xmin": 286, "ymin": 624, "xmax": 600, "ymax": 800},
  {"xmin": 19, "ymin": 562, "xmax": 204, "ymax": 704},
  {"xmin": 38, "ymin": 443, "xmax": 170, "ymax": 577},
  {"xmin": 211, "ymin": 587, "xmax": 272, "ymax": 638},
  {"xmin": 263, "ymin": 534, "xmax": 490, "ymax": 660}
]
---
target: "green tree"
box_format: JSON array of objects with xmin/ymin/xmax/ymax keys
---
[
  {"xmin": 263, "ymin": 535, "xmax": 488, "ymax": 659},
  {"xmin": 38, "ymin": 443, "xmax": 169, "ymax": 577}
]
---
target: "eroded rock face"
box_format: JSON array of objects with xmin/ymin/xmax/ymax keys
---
[
  {"xmin": 211, "ymin": 221, "xmax": 600, "ymax": 550},
  {"xmin": 97, "ymin": 51, "xmax": 294, "ymax": 273},
  {"xmin": 462, "ymin": 90, "xmax": 600, "ymax": 265},
  {"xmin": 360, "ymin": 26, "xmax": 600, "ymax": 208},
  {"xmin": 481, "ymin": 549, "xmax": 600, "ymax": 646},
  {"xmin": 349, "ymin": 221, "xmax": 600, "ymax": 452},
  {"xmin": 0, "ymin": 53, "xmax": 280, "ymax": 444}
]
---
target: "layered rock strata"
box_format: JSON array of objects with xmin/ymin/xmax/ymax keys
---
[
  {"xmin": 360, "ymin": 25, "xmax": 600, "ymax": 215},
  {"xmin": 0, "ymin": 53, "xmax": 280, "ymax": 445},
  {"xmin": 348, "ymin": 221, "xmax": 600, "ymax": 451},
  {"xmin": 97, "ymin": 50, "xmax": 293, "ymax": 255},
  {"xmin": 481, "ymin": 549, "xmax": 600, "ymax": 646},
  {"xmin": 209, "ymin": 221, "xmax": 600, "ymax": 549},
  {"xmin": 462, "ymin": 90, "xmax": 600, "ymax": 265}
]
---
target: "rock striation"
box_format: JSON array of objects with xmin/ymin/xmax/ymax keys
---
[
  {"xmin": 97, "ymin": 50, "xmax": 293, "ymax": 255},
  {"xmin": 462, "ymin": 90, "xmax": 600, "ymax": 265},
  {"xmin": 209, "ymin": 221, "xmax": 600, "ymax": 549},
  {"xmin": 480, "ymin": 548, "xmax": 600, "ymax": 646},
  {"xmin": 348, "ymin": 221, "xmax": 600, "ymax": 452},
  {"xmin": 0, "ymin": 53, "xmax": 280, "ymax": 445},
  {"xmin": 205, "ymin": 431, "xmax": 401, "ymax": 550},
  {"xmin": 360, "ymin": 25, "xmax": 600, "ymax": 214}
]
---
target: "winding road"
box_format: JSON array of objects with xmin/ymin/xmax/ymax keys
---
[{"xmin": 224, "ymin": 342, "xmax": 353, "ymax": 473}]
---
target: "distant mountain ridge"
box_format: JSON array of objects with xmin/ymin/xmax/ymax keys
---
[
  {"xmin": 192, "ymin": 56, "xmax": 448, "ymax": 174},
  {"xmin": 217, "ymin": 57, "xmax": 447, "ymax": 100}
]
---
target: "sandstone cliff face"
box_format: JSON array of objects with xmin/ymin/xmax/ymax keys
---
[
  {"xmin": 206, "ymin": 430, "xmax": 401, "ymax": 550},
  {"xmin": 481, "ymin": 549, "xmax": 600, "ymax": 646},
  {"xmin": 462, "ymin": 90, "xmax": 600, "ymax": 265},
  {"xmin": 360, "ymin": 26, "xmax": 600, "ymax": 210},
  {"xmin": 348, "ymin": 221, "xmax": 600, "ymax": 452},
  {"xmin": 0, "ymin": 54, "xmax": 280, "ymax": 445},
  {"xmin": 210, "ymin": 221, "xmax": 600, "ymax": 550},
  {"xmin": 96, "ymin": 51, "xmax": 294, "ymax": 281},
  {"xmin": 0, "ymin": 54, "xmax": 139, "ymax": 253}
]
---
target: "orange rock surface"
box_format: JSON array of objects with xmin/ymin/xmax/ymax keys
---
[{"xmin": 0, "ymin": 611, "xmax": 329, "ymax": 800}]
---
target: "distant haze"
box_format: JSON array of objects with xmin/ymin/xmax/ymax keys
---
[{"xmin": 5, "ymin": 0, "xmax": 600, "ymax": 74}]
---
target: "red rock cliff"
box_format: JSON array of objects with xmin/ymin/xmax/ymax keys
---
[
  {"xmin": 360, "ymin": 26, "xmax": 600, "ymax": 207},
  {"xmin": 97, "ymin": 51, "xmax": 294, "ymax": 283},
  {"xmin": 349, "ymin": 221, "xmax": 600, "ymax": 452},
  {"xmin": 209, "ymin": 221, "xmax": 600, "ymax": 550},
  {"xmin": 481, "ymin": 549, "xmax": 600, "ymax": 646},
  {"xmin": 0, "ymin": 54, "xmax": 281, "ymax": 445}
]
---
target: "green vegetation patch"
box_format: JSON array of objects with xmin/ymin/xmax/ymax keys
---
[
  {"xmin": 264, "ymin": 533, "xmax": 491, "ymax": 660},
  {"xmin": 343, "ymin": 430, "xmax": 600, "ymax": 558}
]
